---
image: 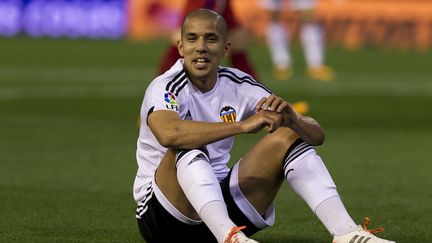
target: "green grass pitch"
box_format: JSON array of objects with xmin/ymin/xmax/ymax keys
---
[{"xmin": 0, "ymin": 37, "xmax": 431, "ymax": 242}]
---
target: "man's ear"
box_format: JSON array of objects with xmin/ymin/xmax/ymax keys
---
[
  {"xmin": 222, "ymin": 41, "xmax": 231, "ymax": 58},
  {"xmin": 177, "ymin": 39, "xmax": 184, "ymax": 57}
]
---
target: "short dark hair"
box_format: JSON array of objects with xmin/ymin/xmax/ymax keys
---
[{"xmin": 181, "ymin": 8, "xmax": 228, "ymax": 41}]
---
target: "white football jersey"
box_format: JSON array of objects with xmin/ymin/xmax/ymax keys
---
[{"xmin": 133, "ymin": 59, "xmax": 272, "ymax": 202}]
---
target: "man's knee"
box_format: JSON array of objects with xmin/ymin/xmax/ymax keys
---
[
  {"xmin": 238, "ymin": 129, "xmax": 299, "ymax": 186},
  {"xmin": 266, "ymin": 128, "xmax": 300, "ymax": 150}
]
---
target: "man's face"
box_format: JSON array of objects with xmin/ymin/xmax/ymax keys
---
[{"xmin": 178, "ymin": 16, "xmax": 230, "ymax": 83}]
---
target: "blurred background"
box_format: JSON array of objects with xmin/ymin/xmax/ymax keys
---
[
  {"xmin": 0, "ymin": 0, "xmax": 431, "ymax": 242},
  {"xmin": 1, "ymin": 0, "xmax": 431, "ymax": 50}
]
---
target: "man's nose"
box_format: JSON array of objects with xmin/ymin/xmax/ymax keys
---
[{"xmin": 196, "ymin": 38, "xmax": 207, "ymax": 52}]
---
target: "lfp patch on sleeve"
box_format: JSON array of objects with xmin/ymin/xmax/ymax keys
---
[{"xmin": 164, "ymin": 92, "xmax": 178, "ymax": 111}]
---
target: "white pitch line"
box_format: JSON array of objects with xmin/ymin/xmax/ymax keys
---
[
  {"xmin": 0, "ymin": 84, "xmax": 146, "ymax": 100},
  {"xmin": 0, "ymin": 66, "xmax": 151, "ymax": 83}
]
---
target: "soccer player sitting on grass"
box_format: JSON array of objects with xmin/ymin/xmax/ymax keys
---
[{"xmin": 133, "ymin": 8, "xmax": 396, "ymax": 243}]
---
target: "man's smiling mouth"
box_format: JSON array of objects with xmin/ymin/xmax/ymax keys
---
[{"xmin": 193, "ymin": 58, "xmax": 210, "ymax": 69}]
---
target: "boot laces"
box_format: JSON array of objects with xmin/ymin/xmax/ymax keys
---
[
  {"xmin": 363, "ymin": 217, "xmax": 384, "ymax": 234},
  {"xmin": 224, "ymin": 226, "xmax": 247, "ymax": 243}
]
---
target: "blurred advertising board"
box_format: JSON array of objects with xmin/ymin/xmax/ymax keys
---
[
  {"xmin": 0, "ymin": 0, "xmax": 127, "ymax": 39},
  {"xmin": 127, "ymin": 0, "xmax": 183, "ymax": 40},
  {"xmin": 315, "ymin": 0, "xmax": 432, "ymax": 52},
  {"xmin": 2, "ymin": 0, "xmax": 431, "ymax": 51},
  {"xmin": 127, "ymin": 0, "xmax": 432, "ymax": 52},
  {"xmin": 232, "ymin": 0, "xmax": 432, "ymax": 52}
]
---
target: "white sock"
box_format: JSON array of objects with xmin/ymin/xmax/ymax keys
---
[
  {"xmin": 300, "ymin": 22, "xmax": 324, "ymax": 68},
  {"xmin": 200, "ymin": 201, "xmax": 236, "ymax": 243},
  {"xmin": 315, "ymin": 196, "xmax": 358, "ymax": 236},
  {"xmin": 283, "ymin": 140, "xmax": 357, "ymax": 236},
  {"xmin": 284, "ymin": 143, "xmax": 338, "ymax": 210},
  {"xmin": 176, "ymin": 149, "xmax": 235, "ymax": 243},
  {"xmin": 266, "ymin": 21, "xmax": 291, "ymax": 69}
]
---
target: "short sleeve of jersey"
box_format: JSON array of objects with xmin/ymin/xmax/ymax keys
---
[
  {"xmin": 243, "ymin": 84, "xmax": 272, "ymax": 118},
  {"xmin": 144, "ymin": 78, "xmax": 181, "ymax": 114}
]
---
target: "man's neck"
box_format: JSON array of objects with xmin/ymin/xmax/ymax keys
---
[{"xmin": 191, "ymin": 78, "xmax": 216, "ymax": 93}]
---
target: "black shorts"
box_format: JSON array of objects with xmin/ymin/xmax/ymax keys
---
[{"xmin": 136, "ymin": 170, "xmax": 260, "ymax": 243}]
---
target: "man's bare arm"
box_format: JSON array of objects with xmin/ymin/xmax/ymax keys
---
[{"xmin": 148, "ymin": 109, "xmax": 281, "ymax": 149}]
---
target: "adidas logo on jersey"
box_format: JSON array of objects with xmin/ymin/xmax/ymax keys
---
[{"xmin": 185, "ymin": 110, "xmax": 192, "ymax": 120}]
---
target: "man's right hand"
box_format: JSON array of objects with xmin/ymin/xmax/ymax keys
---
[{"xmin": 240, "ymin": 109, "xmax": 282, "ymax": 134}]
